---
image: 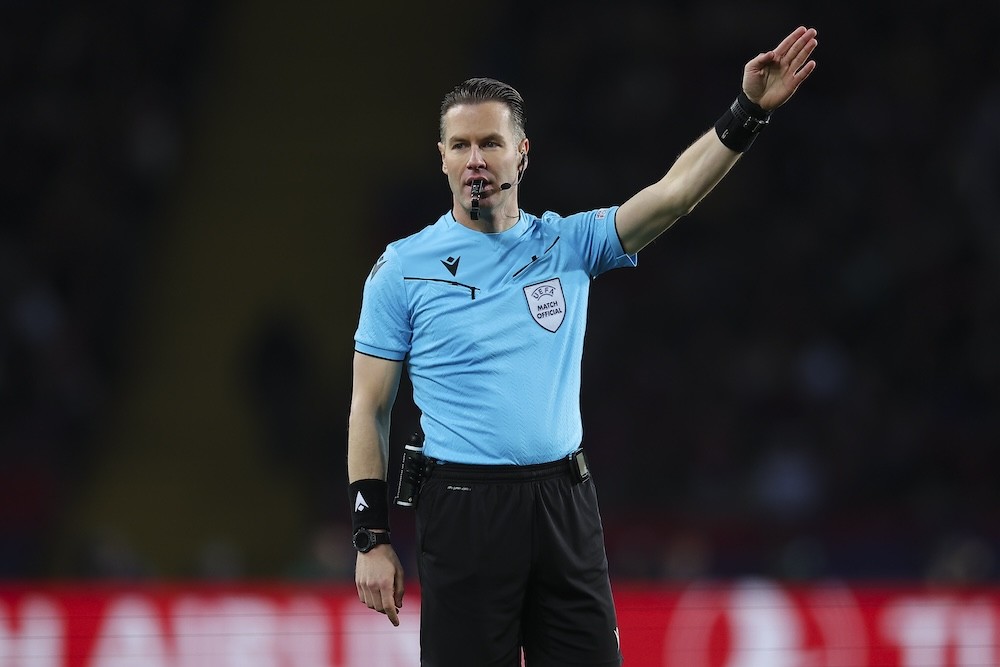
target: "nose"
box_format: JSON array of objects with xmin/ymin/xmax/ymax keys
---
[{"xmin": 466, "ymin": 145, "xmax": 487, "ymax": 169}]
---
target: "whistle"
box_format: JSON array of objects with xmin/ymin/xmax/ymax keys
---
[{"xmin": 470, "ymin": 180, "xmax": 483, "ymax": 220}]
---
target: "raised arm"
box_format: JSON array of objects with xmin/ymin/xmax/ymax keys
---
[
  {"xmin": 615, "ymin": 26, "xmax": 818, "ymax": 255},
  {"xmin": 348, "ymin": 351, "xmax": 406, "ymax": 626}
]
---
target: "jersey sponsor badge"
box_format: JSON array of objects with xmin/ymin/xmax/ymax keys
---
[{"xmin": 523, "ymin": 277, "xmax": 566, "ymax": 333}]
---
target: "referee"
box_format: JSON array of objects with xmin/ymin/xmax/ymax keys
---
[{"xmin": 347, "ymin": 26, "xmax": 818, "ymax": 666}]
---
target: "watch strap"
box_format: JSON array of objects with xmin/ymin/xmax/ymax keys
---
[{"xmin": 353, "ymin": 528, "xmax": 391, "ymax": 553}]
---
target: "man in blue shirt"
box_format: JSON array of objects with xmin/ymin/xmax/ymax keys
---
[{"xmin": 348, "ymin": 26, "xmax": 818, "ymax": 666}]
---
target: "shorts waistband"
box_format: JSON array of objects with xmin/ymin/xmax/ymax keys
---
[{"xmin": 426, "ymin": 448, "xmax": 589, "ymax": 484}]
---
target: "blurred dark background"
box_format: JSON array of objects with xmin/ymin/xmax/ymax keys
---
[{"xmin": 2, "ymin": 1, "xmax": 998, "ymax": 583}]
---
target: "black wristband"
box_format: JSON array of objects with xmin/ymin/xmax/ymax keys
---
[
  {"xmin": 349, "ymin": 479, "xmax": 390, "ymax": 532},
  {"xmin": 714, "ymin": 92, "xmax": 771, "ymax": 152}
]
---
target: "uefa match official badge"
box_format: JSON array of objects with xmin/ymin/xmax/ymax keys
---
[{"xmin": 523, "ymin": 277, "xmax": 566, "ymax": 332}]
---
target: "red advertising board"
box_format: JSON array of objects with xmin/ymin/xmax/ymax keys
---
[{"xmin": 2, "ymin": 581, "xmax": 998, "ymax": 666}]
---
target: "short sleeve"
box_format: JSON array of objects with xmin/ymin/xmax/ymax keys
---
[{"xmin": 354, "ymin": 247, "xmax": 411, "ymax": 360}]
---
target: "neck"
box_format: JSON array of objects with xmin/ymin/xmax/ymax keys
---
[{"xmin": 453, "ymin": 201, "xmax": 520, "ymax": 233}]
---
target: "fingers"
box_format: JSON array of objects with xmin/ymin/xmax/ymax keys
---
[
  {"xmin": 382, "ymin": 588, "xmax": 401, "ymax": 627},
  {"xmin": 751, "ymin": 27, "xmax": 818, "ymax": 76},
  {"xmin": 358, "ymin": 581, "xmax": 402, "ymax": 625},
  {"xmin": 774, "ymin": 26, "xmax": 810, "ymax": 60},
  {"xmin": 794, "ymin": 59, "xmax": 818, "ymax": 84},
  {"xmin": 743, "ymin": 26, "xmax": 819, "ymax": 110},
  {"xmin": 356, "ymin": 554, "xmax": 405, "ymax": 626},
  {"xmin": 782, "ymin": 27, "xmax": 818, "ymax": 72}
]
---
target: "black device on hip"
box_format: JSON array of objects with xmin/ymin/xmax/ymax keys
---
[{"xmin": 394, "ymin": 431, "xmax": 427, "ymax": 507}]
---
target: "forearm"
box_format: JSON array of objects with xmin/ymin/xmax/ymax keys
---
[
  {"xmin": 657, "ymin": 129, "xmax": 742, "ymax": 217},
  {"xmin": 347, "ymin": 411, "xmax": 390, "ymax": 482},
  {"xmin": 347, "ymin": 352, "xmax": 402, "ymax": 483},
  {"xmin": 616, "ymin": 130, "xmax": 741, "ymax": 254}
]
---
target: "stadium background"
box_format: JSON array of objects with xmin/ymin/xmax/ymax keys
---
[{"xmin": 2, "ymin": 0, "xmax": 999, "ymax": 596}]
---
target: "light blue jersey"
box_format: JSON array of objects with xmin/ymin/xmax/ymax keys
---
[{"xmin": 354, "ymin": 207, "xmax": 637, "ymax": 465}]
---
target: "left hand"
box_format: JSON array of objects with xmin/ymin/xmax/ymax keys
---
[
  {"xmin": 743, "ymin": 26, "xmax": 819, "ymax": 112},
  {"xmin": 355, "ymin": 544, "xmax": 405, "ymax": 627}
]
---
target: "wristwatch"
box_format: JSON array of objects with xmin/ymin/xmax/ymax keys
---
[
  {"xmin": 352, "ymin": 527, "xmax": 391, "ymax": 553},
  {"xmin": 731, "ymin": 92, "xmax": 771, "ymax": 132}
]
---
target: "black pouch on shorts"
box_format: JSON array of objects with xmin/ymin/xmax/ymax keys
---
[{"xmin": 570, "ymin": 448, "xmax": 591, "ymax": 483}]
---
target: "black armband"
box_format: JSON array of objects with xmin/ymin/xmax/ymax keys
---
[
  {"xmin": 714, "ymin": 92, "xmax": 772, "ymax": 152},
  {"xmin": 349, "ymin": 479, "xmax": 390, "ymax": 532}
]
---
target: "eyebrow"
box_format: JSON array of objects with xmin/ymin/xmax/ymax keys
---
[{"xmin": 448, "ymin": 132, "xmax": 506, "ymax": 146}]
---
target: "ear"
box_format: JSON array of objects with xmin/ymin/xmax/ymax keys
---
[{"xmin": 437, "ymin": 142, "xmax": 447, "ymax": 174}]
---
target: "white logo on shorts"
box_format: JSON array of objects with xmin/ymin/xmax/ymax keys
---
[{"xmin": 523, "ymin": 277, "xmax": 566, "ymax": 333}]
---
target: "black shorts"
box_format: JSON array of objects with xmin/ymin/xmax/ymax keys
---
[{"xmin": 415, "ymin": 454, "xmax": 622, "ymax": 667}]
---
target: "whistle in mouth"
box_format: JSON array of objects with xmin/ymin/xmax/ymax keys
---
[{"xmin": 470, "ymin": 180, "xmax": 484, "ymax": 220}]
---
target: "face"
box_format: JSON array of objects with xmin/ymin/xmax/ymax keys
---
[{"xmin": 438, "ymin": 101, "xmax": 528, "ymax": 222}]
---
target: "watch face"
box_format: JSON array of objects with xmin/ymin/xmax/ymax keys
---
[
  {"xmin": 353, "ymin": 529, "xmax": 373, "ymax": 552},
  {"xmin": 354, "ymin": 528, "xmax": 389, "ymax": 552}
]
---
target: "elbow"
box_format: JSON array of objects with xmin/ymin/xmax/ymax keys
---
[
  {"xmin": 657, "ymin": 196, "xmax": 696, "ymax": 228},
  {"xmin": 656, "ymin": 179, "xmax": 699, "ymax": 219},
  {"xmin": 668, "ymin": 180, "xmax": 705, "ymax": 218},
  {"xmin": 673, "ymin": 201, "xmax": 697, "ymax": 219},
  {"xmin": 349, "ymin": 403, "xmax": 390, "ymax": 435}
]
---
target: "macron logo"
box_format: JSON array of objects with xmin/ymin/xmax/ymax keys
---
[
  {"xmin": 354, "ymin": 492, "xmax": 369, "ymax": 513},
  {"xmin": 441, "ymin": 256, "xmax": 460, "ymax": 276},
  {"xmin": 369, "ymin": 256, "xmax": 387, "ymax": 280}
]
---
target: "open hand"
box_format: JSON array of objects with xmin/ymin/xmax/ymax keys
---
[{"xmin": 743, "ymin": 26, "xmax": 818, "ymax": 111}]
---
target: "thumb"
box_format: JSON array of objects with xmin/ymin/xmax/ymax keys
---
[
  {"xmin": 747, "ymin": 50, "xmax": 775, "ymax": 73},
  {"xmin": 395, "ymin": 577, "xmax": 405, "ymax": 608}
]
